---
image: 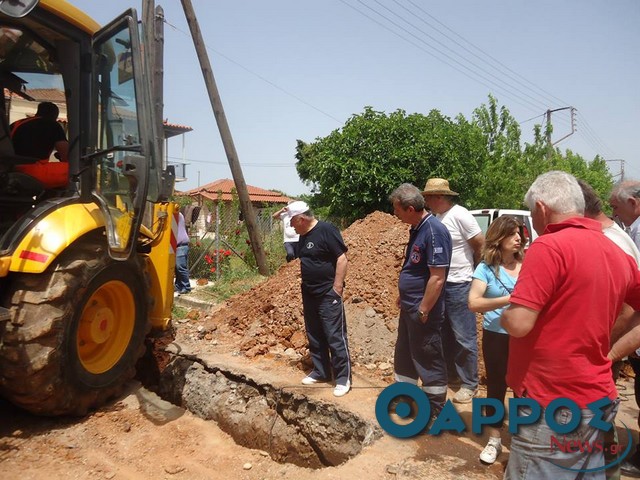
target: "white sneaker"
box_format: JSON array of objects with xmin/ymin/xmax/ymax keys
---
[
  {"xmin": 301, "ymin": 375, "xmax": 328, "ymax": 385},
  {"xmin": 453, "ymin": 387, "xmax": 478, "ymax": 404},
  {"xmin": 479, "ymin": 439, "xmax": 502, "ymax": 464},
  {"xmin": 333, "ymin": 381, "xmax": 351, "ymax": 397}
]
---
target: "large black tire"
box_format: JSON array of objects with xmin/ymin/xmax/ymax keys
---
[{"xmin": 0, "ymin": 234, "xmax": 151, "ymax": 416}]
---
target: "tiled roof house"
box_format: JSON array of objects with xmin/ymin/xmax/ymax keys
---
[
  {"xmin": 180, "ymin": 178, "xmax": 291, "ymax": 204},
  {"xmin": 177, "ymin": 178, "xmax": 292, "ymax": 236}
]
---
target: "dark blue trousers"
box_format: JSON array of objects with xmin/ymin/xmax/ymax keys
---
[
  {"xmin": 302, "ymin": 289, "xmax": 351, "ymax": 384},
  {"xmin": 394, "ymin": 309, "xmax": 448, "ymax": 413}
]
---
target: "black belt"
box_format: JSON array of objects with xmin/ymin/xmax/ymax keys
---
[{"xmin": 177, "ymin": 242, "xmax": 189, "ymax": 247}]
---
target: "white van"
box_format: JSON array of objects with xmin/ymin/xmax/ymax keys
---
[{"xmin": 470, "ymin": 209, "xmax": 538, "ymax": 250}]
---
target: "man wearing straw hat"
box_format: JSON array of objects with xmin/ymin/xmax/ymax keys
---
[{"xmin": 422, "ymin": 178, "xmax": 485, "ymax": 404}]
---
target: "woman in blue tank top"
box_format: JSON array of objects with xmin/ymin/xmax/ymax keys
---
[{"xmin": 468, "ymin": 216, "xmax": 525, "ymax": 465}]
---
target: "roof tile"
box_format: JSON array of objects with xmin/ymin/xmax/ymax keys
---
[{"xmin": 178, "ymin": 178, "xmax": 291, "ymax": 204}]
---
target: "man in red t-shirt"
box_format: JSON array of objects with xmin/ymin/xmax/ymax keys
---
[{"xmin": 501, "ymin": 171, "xmax": 640, "ymax": 479}]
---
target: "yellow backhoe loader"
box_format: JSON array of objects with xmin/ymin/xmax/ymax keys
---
[{"xmin": 0, "ymin": 0, "xmax": 177, "ymax": 416}]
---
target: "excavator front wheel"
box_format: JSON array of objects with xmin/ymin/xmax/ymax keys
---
[{"xmin": 0, "ymin": 234, "xmax": 151, "ymax": 416}]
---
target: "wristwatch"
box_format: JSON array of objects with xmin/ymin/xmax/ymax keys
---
[{"xmin": 419, "ymin": 310, "xmax": 426, "ymax": 318}]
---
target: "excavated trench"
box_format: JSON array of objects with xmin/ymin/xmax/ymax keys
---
[{"xmin": 145, "ymin": 347, "xmax": 382, "ymax": 469}]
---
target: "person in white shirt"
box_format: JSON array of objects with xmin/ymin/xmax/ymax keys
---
[
  {"xmin": 608, "ymin": 180, "xmax": 640, "ymax": 478},
  {"xmin": 610, "ymin": 180, "xmax": 640, "ymax": 247},
  {"xmin": 580, "ymin": 179, "xmax": 640, "ymax": 264},
  {"xmin": 422, "ymin": 178, "xmax": 485, "ymax": 404},
  {"xmin": 272, "ymin": 201, "xmax": 300, "ymax": 262}
]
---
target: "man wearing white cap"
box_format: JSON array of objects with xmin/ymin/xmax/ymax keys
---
[{"xmin": 287, "ymin": 201, "xmax": 352, "ymax": 397}]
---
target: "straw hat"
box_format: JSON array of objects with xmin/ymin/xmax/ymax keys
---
[{"xmin": 422, "ymin": 178, "xmax": 459, "ymax": 196}]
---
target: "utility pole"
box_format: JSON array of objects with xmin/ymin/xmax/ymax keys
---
[
  {"xmin": 546, "ymin": 109, "xmax": 553, "ymax": 161},
  {"xmin": 180, "ymin": 0, "xmax": 269, "ymax": 276},
  {"xmin": 605, "ymin": 159, "xmax": 625, "ymax": 182},
  {"xmin": 545, "ymin": 106, "xmax": 576, "ymax": 160}
]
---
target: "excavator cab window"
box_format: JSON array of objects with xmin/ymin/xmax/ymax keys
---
[
  {"xmin": 0, "ymin": 22, "xmax": 66, "ymax": 234},
  {"xmin": 0, "ymin": 25, "xmax": 56, "ymax": 73},
  {"xmin": 90, "ymin": 11, "xmax": 150, "ymax": 260}
]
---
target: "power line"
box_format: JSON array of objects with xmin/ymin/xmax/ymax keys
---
[
  {"xmin": 387, "ymin": 0, "xmax": 563, "ymax": 111},
  {"xmin": 165, "ymin": 3, "xmax": 614, "ymax": 165},
  {"xmin": 369, "ymin": 0, "xmax": 551, "ymax": 111},
  {"xmin": 343, "ymin": 0, "xmax": 620, "ymax": 154},
  {"xmin": 342, "ymin": 0, "xmax": 544, "ymax": 114},
  {"xmin": 518, "ymin": 113, "xmax": 545, "ymax": 125},
  {"xmin": 575, "ymin": 112, "xmax": 616, "ymax": 157},
  {"xmin": 576, "ymin": 129, "xmax": 608, "ymax": 158},
  {"xmin": 163, "ymin": 18, "xmax": 344, "ymax": 124},
  {"xmin": 167, "ymin": 155, "xmax": 296, "ymax": 168},
  {"xmin": 399, "ymin": 0, "xmax": 570, "ymax": 108}
]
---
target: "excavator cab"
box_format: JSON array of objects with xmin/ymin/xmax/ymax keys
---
[{"xmin": 0, "ymin": 6, "xmax": 157, "ymax": 259}]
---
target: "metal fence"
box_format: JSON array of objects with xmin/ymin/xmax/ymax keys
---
[{"xmin": 184, "ymin": 202, "xmax": 286, "ymax": 283}]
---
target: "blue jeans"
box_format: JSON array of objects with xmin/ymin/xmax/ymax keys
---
[
  {"xmin": 174, "ymin": 245, "xmax": 191, "ymax": 293},
  {"xmin": 505, "ymin": 400, "xmax": 619, "ymax": 480},
  {"xmin": 443, "ymin": 281, "xmax": 478, "ymax": 389},
  {"xmin": 284, "ymin": 241, "xmax": 298, "ymax": 262}
]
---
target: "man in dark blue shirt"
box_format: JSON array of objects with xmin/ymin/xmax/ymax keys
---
[
  {"xmin": 389, "ymin": 183, "xmax": 452, "ymax": 414},
  {"xmin": 288, "ymin": 201, "xmax": 352, "ymax": 397}
]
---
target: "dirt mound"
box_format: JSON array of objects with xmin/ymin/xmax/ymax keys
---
[{"xmin": 213, "ymin": 212, "xmax": 405, "ymax": 369}]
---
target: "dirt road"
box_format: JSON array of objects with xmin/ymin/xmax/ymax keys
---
[
  {"xmin": 3, "ymin": 335, "xmax": 639, "ymax": 480},
  {"xmin": 0, "ymin": 381, "xmax": 505, "ymax": 480}
]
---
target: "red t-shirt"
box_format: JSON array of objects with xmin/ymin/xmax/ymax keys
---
[{"xmin": 506, "ymin": 217, "xmax": 640, "ymax": 408}]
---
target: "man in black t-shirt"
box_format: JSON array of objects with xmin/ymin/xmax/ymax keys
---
[
  {"xmin": 287, "ymin": 201, "xmax": 352, "ymax": 397},
  {"xmin": 11, "ymin": 102, "xmax": 68, "ymax": 162},
  {"xmin": 10, "ymin": 102, "xmax": 69, "ymax": 189}
]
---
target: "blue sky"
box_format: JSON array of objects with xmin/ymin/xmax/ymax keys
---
[{"xmin": 72, "ymin": 0, "xmax": 639, "ymax": 197}]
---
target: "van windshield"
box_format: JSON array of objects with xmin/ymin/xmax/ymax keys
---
[{"xmin": 473, "ymin": 214, "xmax": 491, "ymax": 234}]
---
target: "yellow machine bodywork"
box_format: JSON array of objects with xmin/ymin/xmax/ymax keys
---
[
  {"xmin": 146, "ymin": 202, "xmax": 178, "ymax": 330},
  {"xmin": 0, "ymin": 0, "xmax": 179, "ymax": 416},
  {"xmin": 0, "ymin": 0, "xmax": 177, "ymax": 329},
  {"xmin": 0, "ymin": 201, "xmax": 177, "ymax": 330},
  {"xmin": 39, "ymin": 0, "xmax": 100, "ymax": 34},
  {"xmin": 2, "ymin": 204, "xmax": 105, "ymax": 274}
]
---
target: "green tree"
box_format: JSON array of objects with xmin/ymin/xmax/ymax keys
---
[
  {"xmin": 471, "ymin": 95, "xmax": 528, "ymax": 208},
  {"xmin": 296, "ymin": 99, "xmax": 614, "ymax": 223},
  {"xmin": 296, "ymin": 106, "xmax": 487, "ymax": 223},
  {"xmin": 472, "ymin": 97, "xmax": 614, "ymax": 209}
]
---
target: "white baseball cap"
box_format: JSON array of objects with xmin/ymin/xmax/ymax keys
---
[{"xmin": 286, "ymin": 201, "xmax": 309, "ymax": 217}]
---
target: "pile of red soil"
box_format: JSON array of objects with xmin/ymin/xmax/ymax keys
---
[{"xmin": 214, "ymin": 212, "xmax": 405, "ymax": 360}]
